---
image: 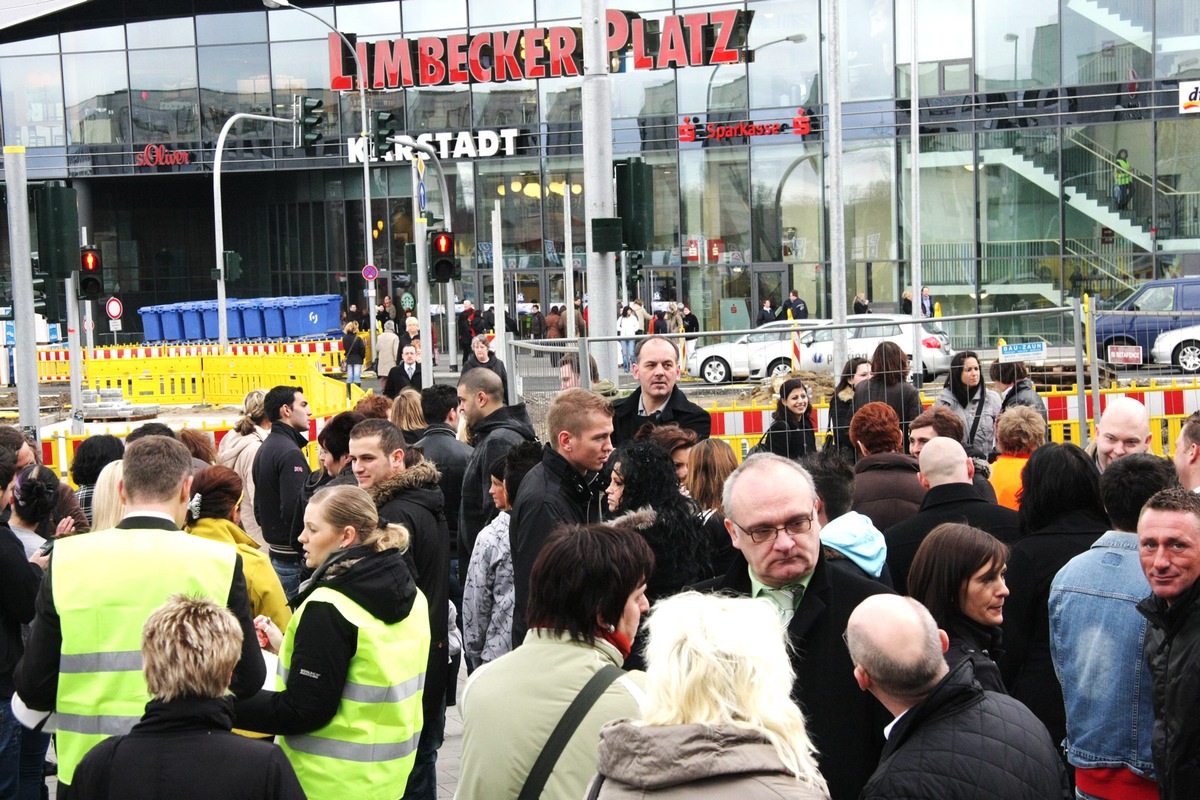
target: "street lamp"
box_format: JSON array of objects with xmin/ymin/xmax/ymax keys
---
[
  {"xmin": 263, "ymin": 0, "xmax": 377, "ymax": 357},
  {"xmin": 1004, "ymin": 33, "xmax": 1019, "ymax": 87}
]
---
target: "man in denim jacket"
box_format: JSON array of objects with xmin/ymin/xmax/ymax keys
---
[{"xmin": 1050, "ymin": 454, "xmax": 1173, "ymax": 800}]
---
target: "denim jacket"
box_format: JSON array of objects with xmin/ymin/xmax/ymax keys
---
[{"xmin": 1048, "ymin": 531, "xmax": 1156, "ymax": 778}]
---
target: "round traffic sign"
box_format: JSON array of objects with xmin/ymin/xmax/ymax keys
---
[
  {"xmin": 362, "ymin": 264, "xmax": 379, "ymax": 281},
  {"xmin": 83, "ymin": 318, "xmax": 94, "ymax": 332},
  {"xmin": 105, "ymin": 297, "xmax": 123, "ymax": 320}
]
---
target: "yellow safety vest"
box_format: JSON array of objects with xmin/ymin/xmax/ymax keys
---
[
  {"xmin": 1115, "ymin": 158, "xmax": 1133, "ymax": 186},
  {"xmin": 52, "ymin": 528, "xmax": 237, "ymax": 785},
  {"xmin": 278, "ymin": 584, "xmax": 430, "ymax": 800}
]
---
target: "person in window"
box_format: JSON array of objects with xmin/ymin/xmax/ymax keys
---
[{"xmin": 1114, "ymin": 149, "xmax": 1133, "ymax": 210}]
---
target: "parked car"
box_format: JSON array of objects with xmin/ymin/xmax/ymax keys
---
[
  {"xmin": 686, "ymin": 319, "xmax": 826, "ymax": 384},
  {"xmin": 1095, "ymin": 278, "xmax": 1200, "ymax": 365},
  {"xmin": 1151, "ymin": 324, "xmax": 1200, "ymax": 373},
  {"xmin": 797, "ymin": 314, "xmax": 954, "ymax": 378}
]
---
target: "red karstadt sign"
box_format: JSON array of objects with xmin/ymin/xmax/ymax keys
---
[{"xmin": 329, "ymin": 9, "xmax": 753, "ymax": 90}]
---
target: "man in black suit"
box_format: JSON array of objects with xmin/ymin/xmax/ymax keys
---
[
  {"xmin": 611, "ymin": 336, "xmax": 710, "ymax": 445},
  {"xmin": 884, "ymin": 437, "xmax": 1020, "ymax": 594},
  {"xmin": 710, "ymin": 453, "xmax": 892, "ymax": 800},
  {"xmin": 383, "ymin": 343, "xmax": 422, "ymax": 398}
]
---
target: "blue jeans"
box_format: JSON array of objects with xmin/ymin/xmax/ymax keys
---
[
  {"xmin": 403, "ymin": 698, "xmax": 446, "ymax": 800},
  {"xmin": 0, "ymin": 697, "xmax": 50, "ymax": 800},
  {"xmin": 345, "ymin": 363, "xmax": 362, "ymax": 386},
  {"xmin": 620, "ymin": 340, "xmax": 635, "ymax": 370},
  {"xmin": 270, "ymin": 554, "xmax": 302, "ymax": 599}
]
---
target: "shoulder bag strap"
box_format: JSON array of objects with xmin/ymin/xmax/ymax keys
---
[
  {"xmin": 584, "ymin": 774, "xmax": 606, "ymax": 800},
  {"xmin": 517, "ymin": 664, "xmax": 624, "ymax": 800},
  {"xmin": 967, "ymin": 391, "xmax": 986, "ymax": 448}
]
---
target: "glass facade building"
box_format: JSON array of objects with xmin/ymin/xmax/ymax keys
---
[{"xmin": 0, "ymin": 0, "xmax": 1198, "ymax": 346}]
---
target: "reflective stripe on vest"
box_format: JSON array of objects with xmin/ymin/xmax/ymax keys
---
[
  {"xmin": 279, "ymin": 584, "xmax": 430, "ymax": 800},
  {"xmin": 52, "ymin": 529, "xmax": 237, "ymax": 786}
]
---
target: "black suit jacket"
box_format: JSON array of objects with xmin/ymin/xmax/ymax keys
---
[
  {"xmin": 611, "ymin": 385, "xmax": 711, "ymax": 446},
  {"xmin": 383, "ymin": 364, "xmax": 422, "ymax": 398},
  {"xmin": 883, "ymin": 482, "xmax": 1020, "ymax": 594},
  {"xmin": 711, "ymin": 550, "xmax": 892, "ymax": 800}
]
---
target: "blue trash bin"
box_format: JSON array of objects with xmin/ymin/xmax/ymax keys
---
[
  {"xmin": 201, "ymin": 300, "xmax": 243, "ymax": 340},
  {"xmin": 262, "ymin": 299, "xmax": 285, "ymax": 339},
  {"xmin": 139, "ymin": 305, "xmax": 164, "ymax": 342},
  {"xmin": 280, "ymin": 299, "xmax": 313, "ymax": 338},
  {"xmin": 159, "ymin": 304, "xmax": 184, "ymax": 341},
  {"xmin": 237, "ymin": 300, "xmax": 265, "ymax": 339},
  {"xmin": 180, "ymin": 302, "xmax": 204, "ymax": 340},
  {"xmin": 317, "ymin": 294, "xmax": 343, "ymax": 336}
]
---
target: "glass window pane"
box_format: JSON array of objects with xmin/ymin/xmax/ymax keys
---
[
  {"xmin": 404, "ymin": 0, "xmax": 467, "ymax": 33},
  {"xmin": 975, "ymin": 0, "xmax": 1059, "ymax": 91},
  {"xmin": 943, "ymin": 62, "xmax": 971, "ymax": 92},
  {"xmin": 679, "ymin": 62, "xmax": 746, "ymax": 114},
  {"xmin": 611, "ymin": 66, "xmax": 675, "ymax": 119},
  {"xmin": 470, "ymin": 0, "xmax": 533, "ymax": 27},
  {"xmin": 752, "ymin": 142, "xmax": 823, "ymax": 264},
  {"xmin": 197, "ymin": 12, "xmax": 267, "ymax": 45},
  {"xmin": 198, "ymin": 44, "xmax": 273, "ymax": 156},
  {"xmin": 843, "ymin": 0, "xmax": 894, "ymax": 101},
  {"xmin": 680, "ymin": 148, "xmax": 750, "ymax": 267},
  {"xmin": 0, "ymin": 35, "xmax": 59, "ymax": 57},
  {"xmin": 336, "ymin": 2, "xmax": 401, "ymax": 36},
  {"xmin": 128, "ymin": 48, "xmax": 199, "ymax": 146},
  {"xmin": 473, "ymin": 79, "xmax": 538, "ymax": 127},
  {"xmin": 271, "ymin": 40, "xmax": 342, "ymax": 157},
  {"xmin": 1157, "ymin": 0, "xmax": 1199, "ymax": 79},
  {"xmin": 267, "ymin": 6, "xmax": 336, "ymax": 41},
  {"xmin": 407, "ymin": 86, "xmax": 471, "ymax": 131},
  {"xmin": 127, "ymin": 17, "xmax": 194, "ymax": 49},
  {"xmin": 748, "ymin": 0, "xmax": 819, "ymax": 110},
  {"xmin": 61, "ymin": 25, "xmax": 124, "ymax": 53},
  {"xmin": 477, "ymin": 157, "xmax": 544, "ymax": 259},
  {"xmin": 1157, "ymin": 119, "xmax": 1200, "ymax": 242},
  {"xmin": 63, "ymin": 52, "xmax": 129, "ymax": 146},
  {"xmin": 1062, "ymin": 3, "xmax": 1151, "ymax": 88},
  {"xmin": 0, "ymin": 55, "xmax": 65, "ymax": 147}
]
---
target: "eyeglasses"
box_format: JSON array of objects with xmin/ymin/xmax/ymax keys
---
[{"xmin": 729, "ymin": 513, "xmax": 815, "ymax": 544}]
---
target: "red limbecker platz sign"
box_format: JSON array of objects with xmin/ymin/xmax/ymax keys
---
[{"xmin": 328, "ymin": 9, "xmax": 754, "ymax": 90}]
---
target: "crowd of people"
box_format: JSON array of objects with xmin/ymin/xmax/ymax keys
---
[{"xmin": 4, "ymin": 330, "xmax": 1200, "ymax": 800}]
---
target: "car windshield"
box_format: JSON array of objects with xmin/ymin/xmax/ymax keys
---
[{"xmin": 746, "ymin": 329, "xmax": 790, "ymax": 343}]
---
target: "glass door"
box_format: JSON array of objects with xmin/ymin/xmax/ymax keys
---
[{"xmin": 754, "ymin": 268, "xmax": 785, "ymax": 324}]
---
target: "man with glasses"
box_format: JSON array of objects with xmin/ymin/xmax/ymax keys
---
[{"xmin": 709, "ymin": 453, "xmax": 892, "ymax": 800}]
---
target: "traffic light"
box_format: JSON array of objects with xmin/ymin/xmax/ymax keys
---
[
  {"xmin": 297, "ymin": 95, "xmax": 324, "ymax": 147},
  {"xmin": 32, "ymin": 271, "xmax": 47, "ymax": 315},
  {"xmin": 616, "ymin": 159, "xmax": 654, "ymax": 251},
  {"xmin": 224, "ymin": 251, "xmax": 243, "ymax": 282},
  {"xmin": 374, "ymin": 111, "xmax": 397, "ymax": 158},
  {"xmin": 80, "ymin": 245, "xmax": 103, "ymax": 299},
  {"xmin": 429, "ymin": 231, "xmax": 456, "ymax": 283},
  {"xmin": 626, "ymin": 250, "xmax": 644, "ymax": 296}
]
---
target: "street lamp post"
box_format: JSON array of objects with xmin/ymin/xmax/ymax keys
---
[
  {"xmin": 263, "ymin": 0, "xmax": 376, "ymax": 357},
  {"xmin": 1004, "ymin": 33, "xmax": 1019, "ymax": 86}
]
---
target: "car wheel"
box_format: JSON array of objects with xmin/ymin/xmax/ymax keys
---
[
  {"xmin": 701, "ymin": 357, "xmax": 731, "ymax": 384},
  {"xmin": 768, "ymin": 358, "xmax": 793, "ymax": 379},
  {"xmin": 1175, "ymin": 341, "xmax": 1200, "ymax": 374}
]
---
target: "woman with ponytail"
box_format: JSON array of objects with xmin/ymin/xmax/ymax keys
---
[
  {"xmin": 185, "ymin": 465, "xmax": 291, "ymax": 628},
  {"xmin": 8, "ymin": 465, "xmax": 61, "ymax": 557},
  {"xmin": 234, "ymin": 485, "xmax": 431, "ymax": 800}
]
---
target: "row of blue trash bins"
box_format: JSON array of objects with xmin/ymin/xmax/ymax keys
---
[{"xmin": 138, "ymin": 295, "xmax": 343, "ymax": 343}]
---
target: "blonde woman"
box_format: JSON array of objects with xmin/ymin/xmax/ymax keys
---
[
  {"xmin": 591, "ymin": 592, "xmax": 830, "ymax": 799},
  {"xmin": 216, "ymin": 388, "xmax": 269, "ymax": 546},
  {"xmin": 389, "ymin": 388, "xmax": 428, "ymax": 445},
  {"xmin": 234, "ymin": 485, "xmax": 431, "ymax": 800},
  {"xmin": 90, "ymin": 460, "xmax": 126, "ymax": 531},
  {"xmin": 341, "ymin": 321, "xmax": 365, "ymax": 389}
]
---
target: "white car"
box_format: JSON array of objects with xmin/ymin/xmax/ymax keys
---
[
  {"xmin": 1151, "ymin": 324, "xmax": 1200, "ymax": 373},
  {"xmin": 798, "ymin": 314, "xmax": 955, "ymax": 377},
  {"xmin": 686, "ymin": 319, "xmax": 826, "ymax": 384}
]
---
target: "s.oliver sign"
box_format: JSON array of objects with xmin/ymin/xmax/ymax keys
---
[{"xmin": 328, "ymin": 9, "xmax": 754, "ymax": 90}]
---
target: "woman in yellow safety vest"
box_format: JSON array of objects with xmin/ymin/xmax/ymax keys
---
[
  {"xmin": 234, "ymin": 485, "xmax": 431, "ymax": 800},
  {"xmin": 1114, "ymin": 149, "xmax": 1133, "ymax": 210}
]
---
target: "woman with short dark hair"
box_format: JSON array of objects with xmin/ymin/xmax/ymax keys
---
[
  {"xmin": 908, "ymin": 523, "xmax": 1010, "ymax": 692},
  {"xmin": 458, "ymin": 523, "xmax": 655, "ymax": 800},
  {"xmin": 1002, "ymin": 443, "xmax": 1109, "ymax": 754},
  {"xmin": 852, "ymin": 341, "xmax": 922, "ymax": 451},
  {"xmin": 70, "ymin": 434, "xmax": 124, "ymax": 526}
]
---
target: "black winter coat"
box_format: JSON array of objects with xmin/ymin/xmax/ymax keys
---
[
  {"xmin": 415, "ymin": 423, "xmax": 473, "ymax": 558},
  {"xmin": 0, "ymin": 525, "xmax": 40, "ymax": 698},
  {"xmin": 1000, "ymin": 508, "xmax": 1109, "ymax": 752},
  {"xmin": 370, "ymin": 462, "xmax": 450, "ymax": 721},
  {"xmin": 884, "ymin": 482, "xmax": 1021, "ymax": 594},
  {"xmin": 341, "ymin": 332, "xmax": 365, "ymax": 366},
  {"xmin": 464, "ymin": 352, "xmax": 509, "ymax": 401},
  {"xmin": 509, "ymin": 446, "xmax": 607, "ymax": 649},
  {"xmin": 852, "ymin": 378, "xmax": 922, "ymax": 451},
  {"xmin": 1139, "ymin": 580, "xmax": 1200, "ymax": 800},
  {"xmin": 852, "ymin": 452, "xmax": 926, "ymax": 533},
  {"xmin": 826, "ymin": 385, "xmax": 857, "ymax": 456},
  {"xmin": 944, "ymin": 614, "xmax": 1006, "ymax": 693},
  {"xmin": 76, "ymin": 697, "xmax": 305, "ymax": 800},
  {"xmin": 611, "ymin": 385, "xmax": 711, "ymax": 446},
  {"xmin": 459, "ymin": 404, "xmax": 536, "ymax": 582},
  {"xmin": 235, "ymin": 544, "xmax": 424, "ymax": 737},
  {"xmin": 860, "ymin": 660, "xmax": 1070, "ymax": 800},
  {"xmin": 710, "ymin": 549, "xmax": 893, "ymax": 800},
  {"xmin": 251, "ymin": 424, "xmax": 311, "ymax": 555},
  {"xmin": 1001, "ymin": 377, "xmax": 1048, "ymax": 421},
  {"xmin": 759, "ymin": 415, "xmax": 816, "ymax": 460},
  {"xmin": 383, "ymin": 363, "xmax": 422, "ymax": 397}
]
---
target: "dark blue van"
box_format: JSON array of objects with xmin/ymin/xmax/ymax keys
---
[{"xmin": 1095, "ymin": 278, "xmax": 1200, "ymax": 364}]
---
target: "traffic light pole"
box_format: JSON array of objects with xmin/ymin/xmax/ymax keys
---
[
  {"xmin": 64, "ymin": 276, "xmax": 83, "ymax": 434},
  {"xmin": 3, "ymin": 146, "xmax": 40, "ymax": 438},
  {"xmin": 395, "ymin": 136, "xmax": 453, "ymax": 372},
  {"xmin": 213, "ymin": 111, "xmax": 292, "ymax": 351}
]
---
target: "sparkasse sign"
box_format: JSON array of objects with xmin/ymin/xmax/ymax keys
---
[{"xmin": 327, "ymin": 9, "xmax": 753, "ymax": 90}]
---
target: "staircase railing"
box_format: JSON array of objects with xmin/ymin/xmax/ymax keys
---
[{"xmin": 1064, "ymin": 237, "xmax": 1139, "ymax": 297}]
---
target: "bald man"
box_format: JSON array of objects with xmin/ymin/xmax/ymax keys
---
[
  {"xmin": 1086, "ymin": 396, "xmax": 1152, "ymax": 473},
  {"xmin": 883, "ymin": 438, "xmax": 1020, "ymax": 593},
  {"xmin": 846, "ymin": 596, "xmax": 1069, "ymax": 800}
]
